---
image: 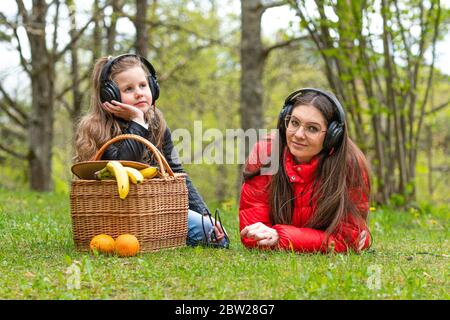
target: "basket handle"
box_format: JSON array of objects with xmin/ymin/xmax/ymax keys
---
[{"xmin": 91, "ymin": 134, "xmax": 175, "ymax": 177}]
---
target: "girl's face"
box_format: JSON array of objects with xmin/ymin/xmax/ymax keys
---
[
  {"xmin": 285, "ymin": 104, "xmax": 327, "ymax": 163},
  {"xmin": 114, "ymin": 66, "xmax": 153, "ymax": 113}
]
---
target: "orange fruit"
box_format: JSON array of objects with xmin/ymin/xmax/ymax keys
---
[
  {"xmin": 90, "ymin": 234, "xmax": 115, "ymax": 254},
  {"xmin": 115, "ymin": 234, "xmax": 140, "ymax": 257}
]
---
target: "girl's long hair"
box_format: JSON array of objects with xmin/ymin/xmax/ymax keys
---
[
  {"xmin": 73, "ymin": 55, "xmax": 166, "ymax": 163},
  {"xmin": 243, "ymin": 91, "xmax": 371, "ymax": 237}
]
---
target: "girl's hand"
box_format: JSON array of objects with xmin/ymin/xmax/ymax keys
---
[
  {"xmin": 205, "ymin": 215, "xmax": 226, "ymax": 242},
  {"xmin": 358, "ymin": 230, "xmax": 368, "ymax": 252},
  {"xmin": 213, "ymin": 225, "xmax": 225, "ymax": 242},
  {"xmin": 240, "ymin": 222, "xmax": 279, "ymax": 247},
  {"xmin": 102, "ymin": 100, "xmax": 145, "ymax": 125}
]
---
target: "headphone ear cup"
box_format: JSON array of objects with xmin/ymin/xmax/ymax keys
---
[
  {"xmin": 324, "ymin": 121, "xmax": 344, "ymax": 152},
  {"xmin": 278, "ymin": 104, "xmax": 290, "ymax": 137},
  {"xmin": 100, "ymin": 81, "xmax": 121, "ymax": 103},
  {"xmin": 279, "ymin": 104, "xmax": 292, "ymax": 124},
  {"xmin": 148, "ymin": 76, "xmax": 160, "ymax": 102}
]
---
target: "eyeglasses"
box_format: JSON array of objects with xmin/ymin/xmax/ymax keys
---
[{"xmin": 284, "ymin": 115, "xmax": 327, "ymax": 138}]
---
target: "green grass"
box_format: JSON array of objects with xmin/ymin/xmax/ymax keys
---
[{"xmin": 0, "ymin": 189, "xmax": 448, "ymax": 300}]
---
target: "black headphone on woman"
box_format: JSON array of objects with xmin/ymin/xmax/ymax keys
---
[
  {"xmin": 99, "ymin": 53, "xmax": 160, "ymax": 104},
  {"xmin": 279, "ymin": 88, "xmax": 346, "ymax": 152}
]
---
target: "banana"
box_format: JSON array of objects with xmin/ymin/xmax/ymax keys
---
[
  {"xmin": 140, "ymin": 167, "xmax": 158, "ymax": 179},
  {"xmin": 94, "ymin": 167, "xmax": 115, "ymax": 180},
  {"xmin": 124, "ymin": 166, "xmax": 144, "ymax": 184},
  {"xmin": 106, "ymin": 161, "xmax": 130, "ymax": 200}
]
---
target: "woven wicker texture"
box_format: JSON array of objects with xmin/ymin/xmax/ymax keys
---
[{"xmin": 70, "ymin": 134, "xmax": 189, "ymax": 252}]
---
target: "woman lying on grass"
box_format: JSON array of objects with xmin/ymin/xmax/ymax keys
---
[{"xmin": 239, "ymin": 88, "xmax": 371, "ymax": 253}]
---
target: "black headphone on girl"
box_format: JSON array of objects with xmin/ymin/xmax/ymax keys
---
[
  {"xmin": 279, "ymin": 88, "xmax": 346, "ymax": 152},
  {"xmin": 99, "ymin": 53, "xmax": 160, "ymax": 104}
]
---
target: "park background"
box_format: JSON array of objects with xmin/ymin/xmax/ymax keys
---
[{"xmin": 0, "ymin": 0, "xmax": 448, "ymax": 300}]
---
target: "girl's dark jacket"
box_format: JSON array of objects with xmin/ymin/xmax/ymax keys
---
[{"xmin": 102, "ymin": 119, "xmax": 208, "ymax": 215}]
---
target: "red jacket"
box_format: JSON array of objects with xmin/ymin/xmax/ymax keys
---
[{"xmin": 239, "ymin": 138, "xmax": 371, "ymax": 253}]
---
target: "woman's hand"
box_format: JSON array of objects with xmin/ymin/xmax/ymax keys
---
[
  {"xmin": 240, "ymin": 222, "xmax": 279, "ymax": 247},
  {"xmin": 102, "ymin": 100, "xmax": 145, "ymax": 126}
]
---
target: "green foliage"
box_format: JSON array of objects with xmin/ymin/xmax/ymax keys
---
[
  {"xmin": 390, "ymin": 193, "xmax": 406, "ymax": 207},
  {"xmin": 0, "ymin": 189, "xmax": 448, "ymax": 299},
  {"xmin": 0, "ymin": 0, "xmax": 449, "ymax": 207},
  {"xmin": 0, "ymin": 157, "xmax": 27, "ymax": 190},
  {"xmin": 0, "ymin": 31, "xmax": 11, "ymax": 42},
  {"xmin": 290, "ymin": 0, "xmax": 450, "ymax": 204},
  {"xmin": 263, "ymin": 36, "xmax": 328, "ymax": 127},
  {"xmin": 52, "ymin": 148, "xmax": 70, "ymax": 195},
  {"xmin": 149, "ymin": 1, "xmax": 241, "ymax": 202}
]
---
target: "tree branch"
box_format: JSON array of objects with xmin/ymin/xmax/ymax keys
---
[
  {"xmin": 116, "ymin": 9, "xmax": 233, "ymax": 47},
  {"xmin": 54, "ymin": 68, "xmax": 90, "ymax": 103},
  {"xmin": 0, "ymin": 142, "xmax": 27, "ymax": 160},
  {"xmin": 0, "ymin": 100, "xmax": 26, "ymax": 129},
  {"xmin": 53, "ymin": 1, "xmax": 110, "ymax": 63},
  {"xmin": 393, "ymin": 0, "xmax": 412, "ymax": 80},
  {"xmin": 0, "ymin": 12, "xmax": 31, "ymax": 76},
  {"xmin": 289, "ymin": 0, "xmax": 342, "ymax": 92},
  {"xmin": 51, "ymin": 0, "xmax": 61, "ymax": 60},
  {"xmin": 15, "ymin": 0, "xmax": 28, "ymax": 24},
  {"xmin": 262, "ymin": 35, "xmax": 309, "ymax": 58},
  {"xmin": 158, "ymin": 43, "xmax": 217, "ymax": 82},
  {"xmin": 425, "ymin": 99, "xmax": 450, "ymax": 116},
  {"xmin": 0, "ymin": 84, "xmax": 28, "ymax": 126},
  {"xmin": 0, "ymin": 125, "xmax": 26, "ymax": 141},
  {"xmin": 262, "ymin": 0, "xmax": 288, "ymax": 10},
  {"xmin": 53, "ymin": 17, "xmax": 94, "ymax": 63},
  {"xmin": 414, "ymin": 2, "xmax": 441, "ymax": 149},
  {"xmin": 55, "ymin": 96, "xmax": 73, "ymax": 114}
]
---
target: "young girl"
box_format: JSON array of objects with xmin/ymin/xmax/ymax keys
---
[
  {"xmin": 239, "ymin": 88, "xmax": 371, "ymax": 253},
  {"xmin": 74, "ymin": 53, "xmax": 228, "ymax": 248}
]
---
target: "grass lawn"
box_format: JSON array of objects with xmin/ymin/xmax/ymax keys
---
[{"xmin": 0, "ymin": 188, "xmax": 448, "ymax": 300}]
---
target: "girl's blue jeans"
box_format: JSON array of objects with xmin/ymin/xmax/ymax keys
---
[{"xmin": 187, "ymin": 210, "xmax": 229, "ymax": 248}]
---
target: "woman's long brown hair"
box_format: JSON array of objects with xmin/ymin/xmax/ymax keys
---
[{"xmin": 243, "ymin": 91, "xmax": 371, "ymax": 238}]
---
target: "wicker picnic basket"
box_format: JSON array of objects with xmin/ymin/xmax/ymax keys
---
[{"xmin": 70, "ymin": 134, "xmax": 189, "ymax": 252}]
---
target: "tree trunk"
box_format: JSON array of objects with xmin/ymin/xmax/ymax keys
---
[
  {"xmin": 381, "ymin": 0, "xmax": 407, "ymax": 198},
  {"xmin": 26, "ymin": 0, "xmax": 54, "ymax": 191},
  {"xmin": 238, "ymin": 0, "xmax": 265, "ymax": 200},
  {"xmin": 69, "ymin": 1, "xmax": 83, "ymax": 138},
  {"xmin": 92, "ymin": 0, "xmax": 102, "ymax": 60},
  {"xmin": 215, "ymin": 164, "xmax": 228, "ymax": 203},
  {"xmin": 135, "ymin": 0, "xmax": 148, "ymax": 57},
  {"xmin": 240, "ymin": 0, "xmax": 264, "ymax": 135},
  {"xmin": 426, "ymin": 124, "xmax": 434, "ymax": 197},
  {"xmin": 107, "ymin": 0, "xmax": 123, "ymax": 53}
]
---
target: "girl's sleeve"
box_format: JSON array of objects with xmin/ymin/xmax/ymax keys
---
[
  {"xmin": 272, "ymin": 188, "xmax": 371, "ymax": 253},
  {"xmin": 162, "ymin": 127, "xmax": 209, "ymax": 215},
  {"xmin": 239, "ymin": 176, "xmax": 273, "ymax": 248},
  {"xmin": 272, "ymin": 216, "xmax": 370, "ymax": 253},
  {"xmin": 239, "ymin": 179, "xmax": 341, "ymax": 252},
  {"xmin": 240, "ymin": 176, "xmax": 370, "ymax": 253},
  {"xmin": 101, "ymin": 121, "xmax": 148, "ymax": 161}
]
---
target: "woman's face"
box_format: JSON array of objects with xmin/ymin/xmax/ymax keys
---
[
  {"xmin": 285, "ymin": 104, "xmax": 327, "ymax": 163},
  {"xmin": 114, "ymin": 66, "xmax": 152, "ymax": 113}
]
